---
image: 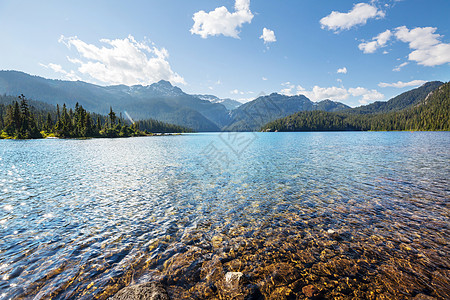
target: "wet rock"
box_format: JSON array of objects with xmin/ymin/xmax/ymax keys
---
[
  {"xmin": 245, "ymin": 284, "xmax": 264, "ymax": 300},
  {"xmin": 302, "ymin": 284, "xmax": 318, "ymax": 298},
  {"xmin": 163, "ymin": 246, "xmax": 204, "ymax": 286},
  {"xmin": 110, "ymin": 282, "xmax": 169, "ymax": 300},
  {"xmin": 268, "ymin": 286, "xmax": 294, "ymax": 299},
  {"xmin": 224, "ymin": 271, "xmax": 244, "ymax": 289},
  {"xmin": 271, "ymin": 263, "xmax": 299, "ymax": 284}
]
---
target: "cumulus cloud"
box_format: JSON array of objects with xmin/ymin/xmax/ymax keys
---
[
  {"xmin": 358, "ymin": 29, "xmax": 392, "ymax": 53},
  {"xmin": 320, "ymin": 3, "xmax": 385, "ymax": 32},
  {"xmin": 298, "ymin": 86, "xmax": 349, "ymax": 101},
  {"xmin": 359, "ymin": 26, "xmax": 450, "ymax": 66},
  {"xmin": 260, "ymin": 28, "xmax": 276, "ymax": 44},
  {"xmin": 54, "ymin": 35, "xmax": 184, "ymax": 86},
  {"xmin": 394, "ymin": 26, "xmax": 450, "ymax": 66},
  {"xmin": 348, "ymin": 87, "xmax": 384, "ymax": 104},
  {"xmin": 281, "ymin": 83, "xmax": 384, "ymax": 105},
  {"xmin": 337, "ymin": 67, "xmax": 347, "ymax": 74},
  {"xmin": 378, "ymin": 80, "xmax": 427, "ymax": 88},
  {"xmin": 190, "ymin": 0, "xmax": 254, "ymax": 39}
]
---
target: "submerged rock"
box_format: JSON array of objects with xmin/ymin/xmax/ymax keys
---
[
  {"xmin": 224, "ymin": 271, "xmax": 244, "ymax": 289},
  {"xmin": 110, "ymin": 282, "xmax": 169, "ymax": 300},
  {"xmin": 302, "ymin": 284, "xmax": 318, "ymax": 298}
]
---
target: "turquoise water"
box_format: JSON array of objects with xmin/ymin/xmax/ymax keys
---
[{"xmin": 0, "ymin": 132, "xmax": 449, "ymax": 299}]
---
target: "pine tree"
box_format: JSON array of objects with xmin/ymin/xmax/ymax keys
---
[{"xmin": 108, "ymin": 106, "xmax": 116, "ymax": 128}]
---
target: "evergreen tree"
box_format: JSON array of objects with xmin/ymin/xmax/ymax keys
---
[
  {"xmin": 45, "ymin": 112, "xmax": 53, "ymax": 132},
  {"xmin": 108, "ymin": 106, "xmax": 116, "ymax": 128}
]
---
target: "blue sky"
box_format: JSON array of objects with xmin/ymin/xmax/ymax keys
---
[{"xmin": 0, "ymin": 0, "xmax": 449, "ymax": 107}]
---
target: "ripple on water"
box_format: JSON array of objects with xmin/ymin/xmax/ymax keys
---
[{"xmin": 0, "ymin": 133, "xmax": 449, "ymax": 299}]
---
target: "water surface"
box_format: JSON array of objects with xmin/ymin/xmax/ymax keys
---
[{"xmin": 0, "ymin": 132, "xmax": 449, "ymax": 299}]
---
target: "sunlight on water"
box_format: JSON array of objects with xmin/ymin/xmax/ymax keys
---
[{"xmin": 0, "ymin": 132, "xmax": 449, "ymax": 299}]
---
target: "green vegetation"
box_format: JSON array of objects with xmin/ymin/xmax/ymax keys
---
[
  {"xmin": 262, "ymin": 82, "xmax": 450, "ymax": 132},
  {"xmin": 346, "ymin": 81, "xmax": 443, "ymax": 114},
  {"xmin": 0, "ymin": 94, "xmax": 192, "ymax": 139}
]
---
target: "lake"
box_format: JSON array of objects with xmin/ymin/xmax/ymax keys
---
[{"xmin": 0, "ymin": 132, "xmax": 449, "ymax": 299}]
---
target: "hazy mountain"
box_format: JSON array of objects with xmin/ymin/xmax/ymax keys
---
[
  {"xmin": 194, "ymin": 94, "xmax": 243, "ymax": 110},
  {"xmin": 225, "ymin": 93, "xmax": 351, "ymax": 131}
]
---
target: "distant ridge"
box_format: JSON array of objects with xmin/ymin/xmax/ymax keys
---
[
  {"xmin": 225, "ymin": 93, "xmax": 351, "ymax": 131},
  {"xmin": 0, "ymin": 70, "xmax": 228, "ymax": 131},
  {"xmin": 347, "ymin": 81, "xmax": 443, "ymax": 114},
  {"xmin": 261, "ymin": 81, "xmax": 449, "ymax": 132},
  {"xmin": 3, "ymin": 70, "xmax": 439, "ymax": 132}
]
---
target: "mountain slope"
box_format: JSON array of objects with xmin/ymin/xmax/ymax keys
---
[
  {"xmin": 347, "ymin": 81, "xmax": 443, "ymax": 114},
  {"xmin": 0, "ymin": 71, "xmax": 229, "ymax": 131},
  {"xmin": 261, "ymin": 81, "xmax": 449, "ymax": 132},
  {"xmin": 225, "ymin": 93, "xmax": 351, "ymax": 131}
]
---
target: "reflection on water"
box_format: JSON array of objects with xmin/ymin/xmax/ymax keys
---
[{"xmin": 0, "ymin": 132, "xmax": 449, "ymax": 299}]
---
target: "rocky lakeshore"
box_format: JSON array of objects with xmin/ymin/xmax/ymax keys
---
[{"xmin": 107, "ymin": 206, "xmax": 449, "ymax": 300}]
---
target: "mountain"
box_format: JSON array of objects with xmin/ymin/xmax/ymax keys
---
[
  {"xmin": 194, "ymin": 94, "xmax": 243, "ymax": 110},
  {"xmin": 225, "ymin": 93, "xmax": 351, "ymax": 131},
  {"xmin": 0, "ymin": 70, "xmax": 352, "ymax": 132},
  {"xmin": 0, "ymin": 71, "xmax": 229, "ymax": 131},
  {"xmin": 261, "ymin": 81, "xmax": 449, "ymax": 132},
  {"xmin": 347, "ymin": 81, "xmax": 443, "ymax": 114}
]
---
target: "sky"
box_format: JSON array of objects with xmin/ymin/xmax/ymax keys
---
[{"xmin": 0, "ymin": 0, "xmax": 449, "ymax": 107}]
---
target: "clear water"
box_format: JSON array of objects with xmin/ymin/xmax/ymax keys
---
[{"xmin": 0, "ymin": 132, "xmax": 449, "ymax": 299}]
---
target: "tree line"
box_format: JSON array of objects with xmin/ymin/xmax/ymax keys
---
[
  {"xmin": 262, "ymin": 82, "xmax": 450, "ymax": 132},
  {"xmin": 0, "ymin": 95, "xmax": 192, "ymax": 139}
]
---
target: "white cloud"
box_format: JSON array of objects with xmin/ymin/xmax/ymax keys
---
[
  {"xmin": 190, "ymin": 0, "xmax": 254, "ymax": 39},
  {"xmin": 393, "ymin": 62, "xmax": 408, "ymax": 72},
  {"xmin": 378, "ymin": 80, "xmax": 427, "ymax": 88},
  {"xmin": 394, "ymin": 26, "xmax": 450, "ymax": 66},
  {"xmin": 280, "ymin": 82, "xmax": 297, "ymax": 96},
  {"xmin": 348, "ymin": 87, "xmax": 367, "ymax": 97},
  {"xmin": 358, "ymin": 29, "xmax": 392, "ymax": 53},
  {"xmin": 39, "ymin": 62, "xmax": 80, "ymax": 81},
  {"xmin": 337, "ymin": 67, "xmax": 347, "ymax": 74},
  {"xmin": 359, "ymin": 26, "xmax": 450, "ymax": 66},
  {"xmin": 260, "ymin": 28, "xmax": 276, "ymax": 44},
  {"xmin": 320, "ymin": 3, "xmax": 385, "ymax": 32},
  {"xmin": 282, "ymin": 83, "xmax": 384, "ymax": 105},
  {"xmin": 395, "ymin": 26, "xmax": 441, "ymax": 49},
  {"xmin": 55, "ymin": 35, "xmax": 184, "ymax": 86},
  {"xmin": 262, "ymin": 77, "xmax": 268, "ymax": 81},
  {"xmin": 230, "ymin": 89, "xmax": 240, "ymax": 94},
  {"xmin": 300, "ymin": 86, "xmax": 349, "ymax": 101},
  {"xmin": 349, "ymin": 87, "xmax": 384, "ymax": 104}
]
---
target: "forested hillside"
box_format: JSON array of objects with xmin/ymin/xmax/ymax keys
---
[
  {"xmin": 0, "ymin": 95, "xmax": 192, "ymax": 139},
  {"xmin": 262, "ymin": 82, "xmax": 450, "ymax": 132},
  {"xmin": 346, "ymin": 81, "xmax": 443, "ymax": 114}
]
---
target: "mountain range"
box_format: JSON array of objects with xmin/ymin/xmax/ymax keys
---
[
  {"xmin": 262, "ymin": 81, "xmax": 448, "ymax": 132},
  {"xmin": 0, "ymin": 70, "xmax": 444, "ymax": 131}
]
